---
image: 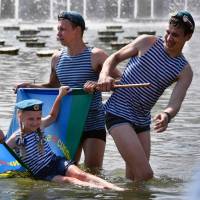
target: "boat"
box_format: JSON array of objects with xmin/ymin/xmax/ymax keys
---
[
  {"xmin": 36, "ymin": 49, "xmax": 55, "ymax": 57},
  {"xmin": 0, "ymin": 47, "xmax": 19, "ymax": 55},
  {"xmin": 26, "ymin": 41, "xmax": 46, "ymax": 48}
]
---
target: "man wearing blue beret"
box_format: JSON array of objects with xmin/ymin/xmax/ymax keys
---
[
  {"xmin": 96, "ymin": 10, "xmax": 195, "ymax": 181},
  {"xmin": 15, "ymin": 11, "xmax": 121, "ymax": 171}
]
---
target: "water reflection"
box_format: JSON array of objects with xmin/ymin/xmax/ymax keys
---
[{"xmin": 0, "ymin": 22, "xmax": 200, "ymax": 199}]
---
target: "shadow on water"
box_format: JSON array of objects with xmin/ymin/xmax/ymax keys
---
[{"xmin": 0, "ymin": 22, "xmax": 200, "ymax": 199}]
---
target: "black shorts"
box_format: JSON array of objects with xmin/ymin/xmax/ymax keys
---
[
  {"xmin": 106, "ymin": 112, "xmax": 150, "ymax": 134},
  {"xmin": 81, "ymin": 128, "xmax": 106, "ymax": 142},
  {"xmin": 34, "ymin": 155, "xmax": 74, "ymax": 181}
]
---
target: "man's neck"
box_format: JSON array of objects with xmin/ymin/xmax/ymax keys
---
[
  {"xmin": 67, "ymin": 41, "xmax": 86, "ymax": 56},
  {"xmin": 164, "ymin": 46, "xmax": 183, "ymax": 58}
]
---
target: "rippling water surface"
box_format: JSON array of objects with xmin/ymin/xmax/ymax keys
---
[{"xmin": 0, "ymin": 22, "xmax": 200, "ymax": 200}]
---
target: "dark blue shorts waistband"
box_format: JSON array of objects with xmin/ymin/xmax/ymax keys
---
[{"xmin": 105, "ymin": 112, "xmax": 150, "ymax": 134}]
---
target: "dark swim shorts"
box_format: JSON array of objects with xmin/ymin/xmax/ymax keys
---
[
  {"xmin": 106, "ymin": 112, "xmax": 150, "ymax": 134},
  {"xmin": 81, "ymin": 128, "xmax": 107, "ymax": 142},
  {"xmin": 34, "ymin": 155, "xmax": 74, "ymax": 181}
]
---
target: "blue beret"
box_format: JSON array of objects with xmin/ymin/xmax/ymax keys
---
[
  {"xmin": 58, "ymin": 11, "xmax": 85, "ymax": 31},
  {"xmin": 16, "ymin": 99, "xmax": 43, "ymax": 111},
  {"xmin": 171, "ymin": 10, "xmax": 195, "ymax": 32}
]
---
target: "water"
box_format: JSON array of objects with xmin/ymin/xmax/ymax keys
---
[
  {"xmin": 0, "ymin": 21, "xmax": 200, "ymax": 199},
  {"xmin": 1, "ymin": 0, "xmax": 200, "ymax": 22}
]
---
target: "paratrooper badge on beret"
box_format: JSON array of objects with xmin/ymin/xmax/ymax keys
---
[{"xmin": 16, "ymin": 99, "xmax": 43, "ymax": 111}]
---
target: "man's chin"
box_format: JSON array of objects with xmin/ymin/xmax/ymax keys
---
[
  {"xmin": 59, "ymin": 40, "xmax": 65, "ymax": 45},
  {"xmin": 165, "ymin": 43, "xmax": 174, "ymax": 50}
]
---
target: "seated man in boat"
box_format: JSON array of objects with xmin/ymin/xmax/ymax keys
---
[{"xmin": 0, "ymin": 86, "xmax": 123, "ymax": 191}]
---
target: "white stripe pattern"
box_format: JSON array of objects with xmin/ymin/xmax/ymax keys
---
[
  {"xmin": 15, "ymin": 132, "xmax": 54, "ymax": 175},
  {"xmin": 104, "ymin": 37, "xmax": 188, "ymax": 126},
  {"xmin": 56, "ymin": 47, "xmax": 105, "ymax": 131}
]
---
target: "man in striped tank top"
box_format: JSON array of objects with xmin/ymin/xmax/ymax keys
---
[
  {"xmin": 15, "ymin": 11, "xmax": 121, "ymax": 171},
  {"xmin": 95, "ymin": 11, "xmax": 195, "ymax": 181}
]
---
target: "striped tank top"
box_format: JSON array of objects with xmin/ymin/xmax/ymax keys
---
[
  {"xmin": 56, "ymin": 47, "xmax": 105, "ymax": 131},
  {"xmin": 104, "ymin": 37, "xmax": 188, "ymax": 126},
  {"xmin": 14, "ymin": 131, "xmax": 54, "ymax": 175}
]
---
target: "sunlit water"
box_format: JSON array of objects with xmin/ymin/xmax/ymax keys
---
[{"xmin": 0, "ymin": 21, "xmax": 200, "ymax": 200}]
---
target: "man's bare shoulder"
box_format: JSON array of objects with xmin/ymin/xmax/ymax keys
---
[
  {"xmin": 134, "ymin": 34, "xmax": 157, "ymax": 47},
  {"xmin": 91, "ymin": 47, "xmax": 108, "ymax": 62},
  {"xmin": 52, "ymin": 49, "xmax": 62, "ymax": 59},
  {"xmin": 91, "ymin": 47, "xmax": 107, "ymax": 56},
  {"xmin": 132, "ymin": 35, "xmax": 158, "ymax": 55},
  {"xmin": 51, "ymin": 49, "xmax": 63, "ymax": 68},
  {"xmin": 91, "ymin": 47, "xmax": 108, "ymax": 72}
]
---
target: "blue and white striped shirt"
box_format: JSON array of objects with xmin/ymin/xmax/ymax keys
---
[
  {"xmin": 104, "ymin": 37, "xmax": 188, "ymax": 126},
  {"xmin": 14, "ymin": 131, "xmax": 54, "ymax": 175},
  {"xmin": 56, "ymin": 47, "xmax": 105, "ymax": 131}
]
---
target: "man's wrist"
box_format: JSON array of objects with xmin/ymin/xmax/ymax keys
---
[{"xmin": 163, "ymin": 112, "xmax": 171, "ymax": 123}]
